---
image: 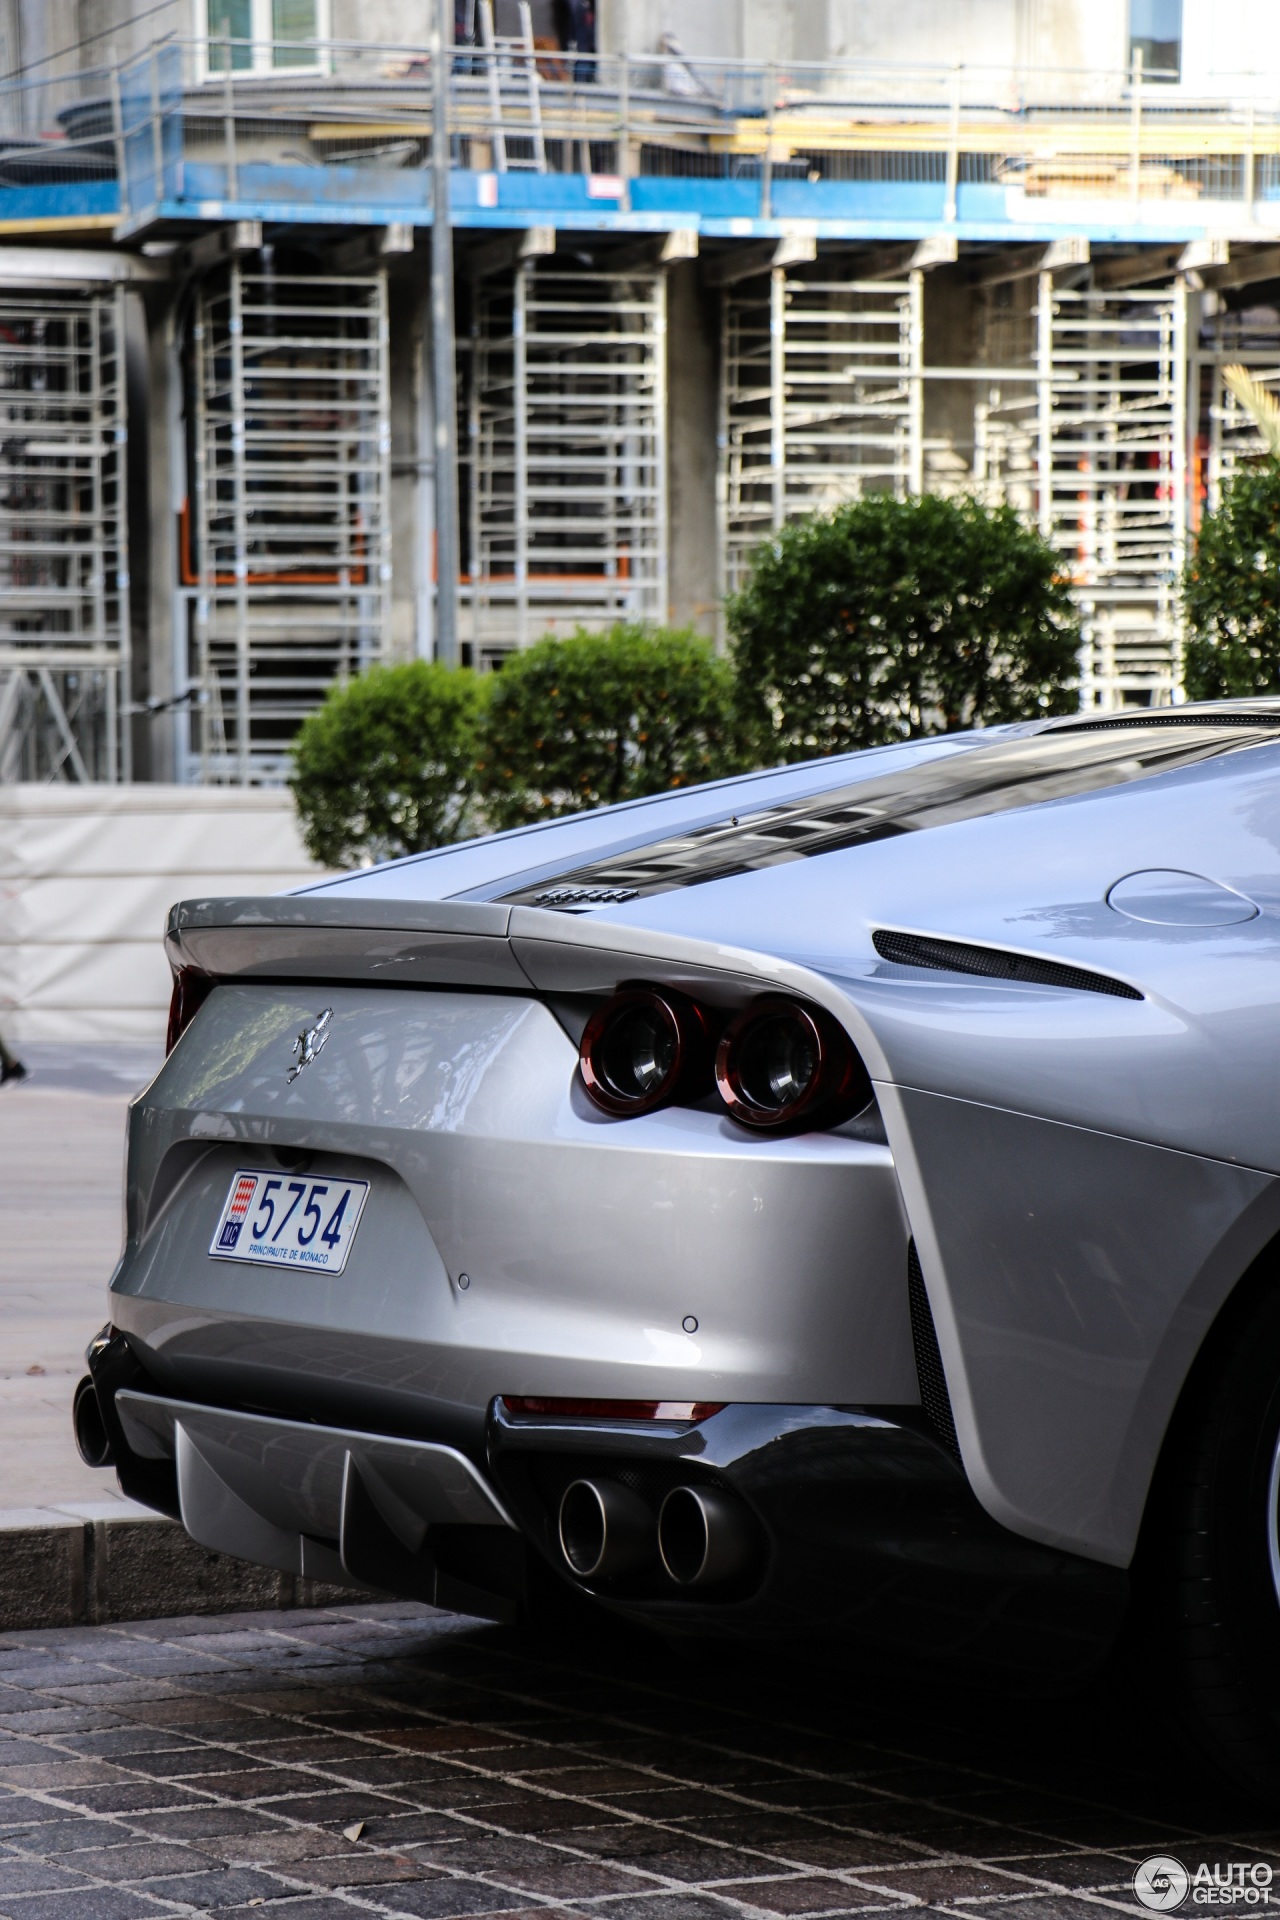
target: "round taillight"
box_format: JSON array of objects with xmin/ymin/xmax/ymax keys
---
[
  {"xmin": 715, "ymin": 997, "xmax": 870, "ymax": 1131},
  {"xmin": 579, "ymin": 989, "xmax": 706, "ymax": 1117}
]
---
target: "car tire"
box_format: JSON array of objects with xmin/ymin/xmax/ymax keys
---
[{"xmin": 1139, "ymin": 1271, "xmax": 1280, "ymax": 1801}]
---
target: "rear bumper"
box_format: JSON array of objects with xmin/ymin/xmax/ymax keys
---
[
  {"xmin": 87, "ymin": 1331, "xmax": 1127, "ymax": 1678},
  {"xmin": 88, "ymin": 1328, "xmax": 525, "ymax": 1620},
  {"xmin": 112, "ymin": 984, "xmax": 917, "ymax": 1422},
  {"xmin": 487, "ymin": 1398, "xmax": 1128, "ymax": 1680}
]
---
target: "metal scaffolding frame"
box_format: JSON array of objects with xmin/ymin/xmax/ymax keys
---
[
  {"xmin": 972, "ymin": 379, "xmax": 1039, "ymax": 520},
  {"xmin": 0, "ymin": 287, "xmax": 130, "ymax": 783},
  {"xmin": 1035, "ymin": 278, "xmax": 1187, "ymax": 708},
  {"xmin": 718, "ymin": 266, "xmax": 923, "ymax": 604},
  {"xmin": 190, "ymin": 263, "xmax": 390, "ymax": 783},
  {"xmin": 715, "ymin": 265, "xmax": 1186, "ymax": 707},
  {"xmin": 970, "ymin": 278, "xmax": 1040, "ymax": 519},
  {"xmin": 466, "ymin": 260, "xmax": 667, "ymax": 660},
  {"xmin": 1191, "ymin": 305, "xmax": 1280, "ymax": 519}
]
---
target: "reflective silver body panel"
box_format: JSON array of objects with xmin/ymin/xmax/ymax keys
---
[
  {"xmin": 113, "ymin": 983, "xmax": 916, "ymax": 1421},
  {"xmin": 108, "ymin": 705, "xmax": 1280, "ymax": 1576}
]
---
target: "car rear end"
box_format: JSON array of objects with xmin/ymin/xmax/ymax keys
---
[{"xmin": 78, "ymin": 890, "xmax": 1124, "ymax": 1674}]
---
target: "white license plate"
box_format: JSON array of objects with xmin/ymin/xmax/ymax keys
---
[{"xmin": 209, "ymin": 1169, "xmax": 369, "ymax": 1274}]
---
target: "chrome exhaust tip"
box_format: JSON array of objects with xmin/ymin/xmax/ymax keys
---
[
  {"xmin": 72, "ymin": 1375, "xmax": 113, "ymax": 1469},
  {"xmin": 658, "ymin": 1484, "xmax": 753, "ymax": 1588},
  {"xmin": 558, "ymin": 1478, "xmax": 652, "ymax": 1581}
]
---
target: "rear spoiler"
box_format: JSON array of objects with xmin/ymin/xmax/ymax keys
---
[
  {"xmin": 166, "ymin": 896, "xmax": 522, "ymax": 991},
  {"xmin": 164, "ymin": 893, "xmax": 876, "ymax": 1038}
]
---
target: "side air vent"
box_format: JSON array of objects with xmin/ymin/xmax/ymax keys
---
[
  {"xmin": 907, "ymin": 1240, "xmax": 960, "ymax": 1459},
  {"xmin": 872, "ymin": 929, "xmax": 1142, "ymax": 1001}
]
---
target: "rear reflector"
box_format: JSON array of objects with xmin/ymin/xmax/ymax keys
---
[{"xmin": 499, "ymin": 1397, "xmax": 725, "ymax": 1423}]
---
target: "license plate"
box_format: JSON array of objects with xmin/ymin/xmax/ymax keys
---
[{"xmin": 209, "ymin": 1169, "xmax": 369, "ymax": 1274}]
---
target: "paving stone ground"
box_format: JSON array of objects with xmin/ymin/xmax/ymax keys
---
[
  {"xmin": 0, "ymin": 1599, "xmax": 1277, "ymax": 1920},
  {"xmin": 0, "ymin": 1049, "xmax": 158, "ymax": 1510},
  {"xmin": 4, "ymin": 1051, "xmax": 1279, "ymax": 1914}
]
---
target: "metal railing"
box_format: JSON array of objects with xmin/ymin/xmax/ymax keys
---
[
  {"xmin": 0, "ymin": 60, "xmax": 123, "ymax": 201},
  {"xmin": 4, "ymin": 30, "xmax": 1276, "ymax": 227}
]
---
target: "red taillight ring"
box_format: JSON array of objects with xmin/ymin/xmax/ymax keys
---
[
  {"xmin": 166, "ymin": 966, "xmax": 215, "ymax": 1056},
  {"xmin": 579, "ymin": 987, "xmax": 707, "ymax": 1117},
  {"xmin": 715, "ymin": 996, "xmax": 868, "ymax": 1132}
]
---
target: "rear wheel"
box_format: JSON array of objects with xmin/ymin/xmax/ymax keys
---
[{"xmin": 1140, "ymin": 1274, "xmax": 1280, "ymax": 1800}]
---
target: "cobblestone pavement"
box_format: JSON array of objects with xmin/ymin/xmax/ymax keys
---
[{"xmin": 0, "ymin": 1601, "xmax": 1277, "ymax": 1920}]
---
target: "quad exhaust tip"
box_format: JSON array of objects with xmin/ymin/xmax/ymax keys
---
[
  {"xmin": 558, "ymin": 1478, "xmax": 653, "ymax": 1581},
  {"xmin": 558, "ymin": 1476, "xmax": 756, "ymax": 1590},
  {"xmin": 72, "ymin": 1375, "xmax": 114, "ymax": 1469},
  {"xmin": 657, "ymin": 1484, "xmax": 753, "ymax": 1588}
]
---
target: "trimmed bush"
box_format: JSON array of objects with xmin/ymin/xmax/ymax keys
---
[
  {"xmin": 1183, "ymin": 463, "xmax": 1280, "ymax": 700},
  {"xmin": 289, "ymin": 660, "xmax": 486, "ymax": 868},
  {"xmin": 726, "ymin": 493, "xmax": 1080, "ymax": 759},
  {"xmin": 475, "ymin": 624, "xmax": 749, "ymax": 830}
]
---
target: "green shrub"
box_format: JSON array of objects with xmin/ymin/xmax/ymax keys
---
[
  {"xmin": 726, "ymin": 493, "xmax": 1080, "ymax": 759},
  {"xmin": 475, "ymin": 624, "xmax": 750, "ymax": 830},
  {"xmin": 289, "ymin": 660, "xmax": 486, "ymax": 868},
  {"xmin": 1183, "ymin": 463, "xmax": 1280, "ymax": 700}
]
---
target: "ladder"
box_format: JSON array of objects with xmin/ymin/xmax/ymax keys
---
[{"xmin": 477, "ymin": 0, "xmax": 547, "ymax": 174}]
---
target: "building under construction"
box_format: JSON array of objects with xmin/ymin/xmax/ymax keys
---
[{"xmin": 3, "ymin": 0, "xmax": 1280, "ymax": 781}]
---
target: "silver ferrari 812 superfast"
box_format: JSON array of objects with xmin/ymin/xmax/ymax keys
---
[{"xmin": 75, "ymin": 699, "xmax": 1280, "ymax": 1792}]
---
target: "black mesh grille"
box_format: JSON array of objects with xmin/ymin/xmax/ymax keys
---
[
  {"xmin": 1052, "ymin": 710, "xmax": 1280, "ymax": 731},
  {"xmin": 907, "ymin": 1239, "xmax": 960, "ymax": 1458},
  {"xmin": 872, "ymin": 929, "xmax": 1142, "ymax": 1000}
]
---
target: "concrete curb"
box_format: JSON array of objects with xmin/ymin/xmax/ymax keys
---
[{"xmin": 0, "ymin": 1500, "xmax": 366, "ymax": 1631}]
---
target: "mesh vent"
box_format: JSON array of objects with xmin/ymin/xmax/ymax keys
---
[
  {"xmin": 1052, "ymin": 711, "xmax": 1280, "ymax": 732},
  {"xmin": 907, "ymin": 1240, "xmax": 960, "ymax": 1459},
  {"xmin": 873, "ymin": 929, "xmax": 1142, "ymax": 1001},
  {"xmin": 528, "ymin": 1453, "xmax": 727, "ymax": 1514}
]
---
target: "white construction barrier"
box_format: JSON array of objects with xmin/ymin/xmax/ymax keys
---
[{"xmin": 0, "ymin": 786, "xmax": 328, "ymax": 1044}]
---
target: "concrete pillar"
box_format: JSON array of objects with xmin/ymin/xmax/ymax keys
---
[
  {"xmin": 921, "ymin": 263, "xmax": 980, "ymax": 493},
  {"xmin": 665, "ymin": 260, "xmax": 719, "ymax": 639},
  {"xmin": 387, "ymin": 267, "xmax": 426, "ymax": 665},
  {"xmin": 122, "ymin": 291, "xmax": 148, "ymax": 782},
  {"xmin": 137, "ymin": 285, "xmax": 180, "ymax": 783}
]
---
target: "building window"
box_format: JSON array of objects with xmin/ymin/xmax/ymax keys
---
[
  {"xmin": 204, "ymin": 0, "xmax": 326, "ymax": 74},
  {"xmin": 1129, "ymin": 0, "xmax": 1181, "ymax": 79}
]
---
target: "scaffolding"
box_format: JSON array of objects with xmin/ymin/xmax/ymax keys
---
[
  {"xmin": 467, "ymin": 260, "xmax": 667, "ymax": 660},
  {"xmin": 1192, "ymin": 303, "xmax": 1280, "ymax": 520},
  {"xmin": 190, "ymin": 264, "xmax": 390, "ymax": 783},
  {"xmin": 0, "ymin": 288, "xmax": 129, "ymax": 783},
  {"xmin": 715, "ymin": 265, "xmax": 1187, "ymax": 707},
  {"xmin": 719, "ymin": 266, "xmax": 923, "ymax": 602},
  {"xmin": 1035, "ymin": 279, "xmax": 1187, "ymax": 708}
]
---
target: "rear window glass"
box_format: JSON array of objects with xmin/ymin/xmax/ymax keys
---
[{"xmin": 494, "ymin": 718, "xmax": 1280, "ymax": 910}]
